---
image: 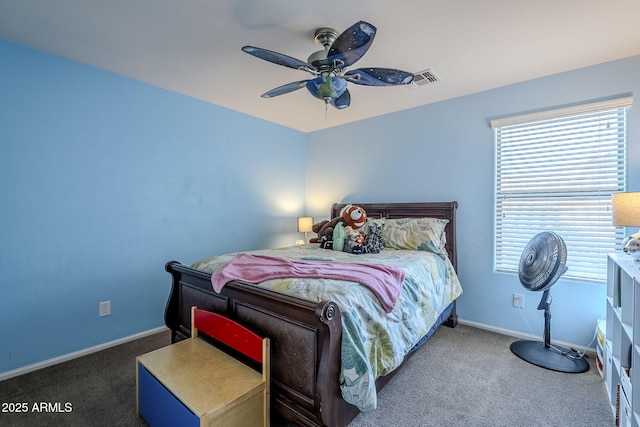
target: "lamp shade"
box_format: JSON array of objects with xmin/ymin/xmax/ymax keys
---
[
  {"xmin": 612, "ymin": 192, "xmax": 640, "ymax": 226},
  {"xmin": 297, "ymin": 217, "xmax": 314, "ymax": 233}
]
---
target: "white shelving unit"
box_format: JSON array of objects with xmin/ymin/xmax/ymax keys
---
[{"xmin": 606, "ymin": 253, "xmax": 640, "ymax": 427}]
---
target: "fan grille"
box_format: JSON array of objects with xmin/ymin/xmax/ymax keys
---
[{"xmin": 518, "ymin": 232, "xmax": 567, "ymax": 292}]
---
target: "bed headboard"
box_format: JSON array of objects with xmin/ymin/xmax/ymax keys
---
[{"xmin": 331, "ymin": 201, "xmax": 458, "ymax": 269}]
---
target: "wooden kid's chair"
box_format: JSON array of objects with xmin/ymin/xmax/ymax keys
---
[{"xmin": 137, "ymin": 306, "xmax": 270, "ymax": 427}]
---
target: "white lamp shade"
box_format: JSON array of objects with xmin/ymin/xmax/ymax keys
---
[
  {"xmin": 612, "ymin": 192, "xmax": 640, "ymax": 226},
  {"xmin": 297, "ymin": 217, "xmax": 314, "ymax": 233}
]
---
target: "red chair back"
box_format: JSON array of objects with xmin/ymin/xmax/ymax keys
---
[{"xmin": 192, "ymin": 307, "xmax": 264, "ymax": 364}]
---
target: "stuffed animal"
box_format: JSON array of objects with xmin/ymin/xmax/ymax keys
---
[
  {"xmin": 341, "ymin": 204, "xmax": 367, "ymax": 230},
  {"xmin": 310, "ymin": 216, "xmax": 343, "ymax": 244},
  {"xmin": 332, "ymin": 222, "xmax": 346, "ymax": 252},
  {"xmin": 310, "ymin": 204, "xmax": 367, "ymax": 244},
  {"xmin": 363, "ymin": 222, "xmax": 385, "ymax": 254},
  {"xmin": 343, "ymin": 226, "xmax": 363, "ymax": 254},
  {"xmin": 352, "ymin": 234, "xmax": 364, "ymax": 254}
]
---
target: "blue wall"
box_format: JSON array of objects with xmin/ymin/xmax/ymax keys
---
[
  {"xmin": 0, "ymin": 39, "xmax": 306, "ymax": 373},
  {"xmin": 306, "ymin": 55, "xmax": 640, "ymax": 348}
]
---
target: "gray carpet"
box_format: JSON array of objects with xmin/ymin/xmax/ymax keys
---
[
  {"xmin": 0, "ymin": 324, "xmax": 613, "ymax": 427},
  {"xmin": 0, "ymin": 330, "xmax": 171, "ymax": 427},
  {"xmin": 350, "ymin": 324, "xmax": 613, "ymax": 427}
]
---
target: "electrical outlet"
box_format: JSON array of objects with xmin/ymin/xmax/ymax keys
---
[
  {"xmin": 99, "ymin": 301, "xmax": 111, "ymax": 317},
  {"xmin": 513, "ymin": 293, "xmax": 524, "ymax": 308}
]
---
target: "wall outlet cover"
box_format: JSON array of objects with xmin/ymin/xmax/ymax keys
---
[{"xmin": 99, "ymin": 301, "xmax": 111, "ymax": 317}]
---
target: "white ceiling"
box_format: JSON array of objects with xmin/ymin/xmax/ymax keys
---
[{"xmin": 1, "ymin": 0, "xmax": 639, "ymax": 133}]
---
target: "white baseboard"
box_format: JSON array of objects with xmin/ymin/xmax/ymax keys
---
[
  {"xmin": 458, "ymin": 318, "xmax": 596, "ymax": 355},
  {"xmin": 1, "ymin": 320, "xmax": 594, "ymax": 382},
  {"xmin": 0, "ymin": 326, "xmax": 168, "ymax": 381}
]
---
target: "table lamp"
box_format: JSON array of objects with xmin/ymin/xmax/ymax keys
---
[
  {"xmin": 612, "ymin": 192, "xmax": 640, "ymax": 260},
  {"xmin": 297, "ymin": 217, "xmax": 314, "ymax": 244}
]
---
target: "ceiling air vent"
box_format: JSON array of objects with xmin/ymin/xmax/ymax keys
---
[{"xmin": 410, "ymin": 69, "xmax": 440, "ymax": 87}]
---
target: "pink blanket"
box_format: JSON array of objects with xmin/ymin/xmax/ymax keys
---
[{"xmin": 211, "ymin": 253, "xmax": 405, "ymax": 313}]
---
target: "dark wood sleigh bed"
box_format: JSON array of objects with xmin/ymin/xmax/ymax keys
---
[{"xmin": 164, "ymin": 201, "xmax": 459, "ymax": 426}]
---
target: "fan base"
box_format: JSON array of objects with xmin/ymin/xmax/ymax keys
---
[{"xmin": 510, "ymin": 340, "xmax": 589, "ymax": 373}]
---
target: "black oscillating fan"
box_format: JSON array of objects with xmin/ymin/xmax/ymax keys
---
[{"xmin": 509, "ymin": 232, "xmax": 589, "ymax": 373}]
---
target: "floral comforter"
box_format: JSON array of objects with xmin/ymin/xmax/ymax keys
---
[{"xmin": 191, "ymin": 244, "xmax": 462, "ymax": 411}]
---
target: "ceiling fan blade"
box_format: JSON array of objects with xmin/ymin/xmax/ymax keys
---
[
  {"xmin": 330, "ymin": 89, "xmax": 351, "ymax": 109},
  {"xmin": 327, "ymin": 21, "xmax": 376, "ymax": 68},
  {"xmin": 344, "ymin": 68, "xmax": 414, "ymax": 86},
  {"xmin": 242, "ymin": 46, "xmax": 316, "ymax": 72},
  {"xmin": 261, "ymin": 80, "xmax": 310, "ymax": 98},
  {"xmin": 305, "ymin": 76, "xmax": 348, "ymax": 100}
]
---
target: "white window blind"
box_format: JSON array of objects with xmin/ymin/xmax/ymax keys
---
[{"xmin": 491, "ymin": 97, "xmax": 631, "ymax": 282}]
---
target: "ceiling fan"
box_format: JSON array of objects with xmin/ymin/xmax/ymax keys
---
[{"xmin": 241, "ymin": 21, "xmax": 414, "ymax": 109}]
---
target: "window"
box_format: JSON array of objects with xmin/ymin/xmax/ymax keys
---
[{"xmin": 491, "ymin": 97, "xmax": 632, "ymax": 282}]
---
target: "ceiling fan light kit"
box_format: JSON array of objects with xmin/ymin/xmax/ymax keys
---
[
  {"xmin": 241, "ymin": 21, "xmax": 414, "ymax": 109},
  {"xmin": 313, "ymin": 27, "xmax": 339, "ymax": 49}
]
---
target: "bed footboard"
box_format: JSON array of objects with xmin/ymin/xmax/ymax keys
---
[{"xmin": 165, "ymin": 261, "xmax": 347, "ymax": 427}]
